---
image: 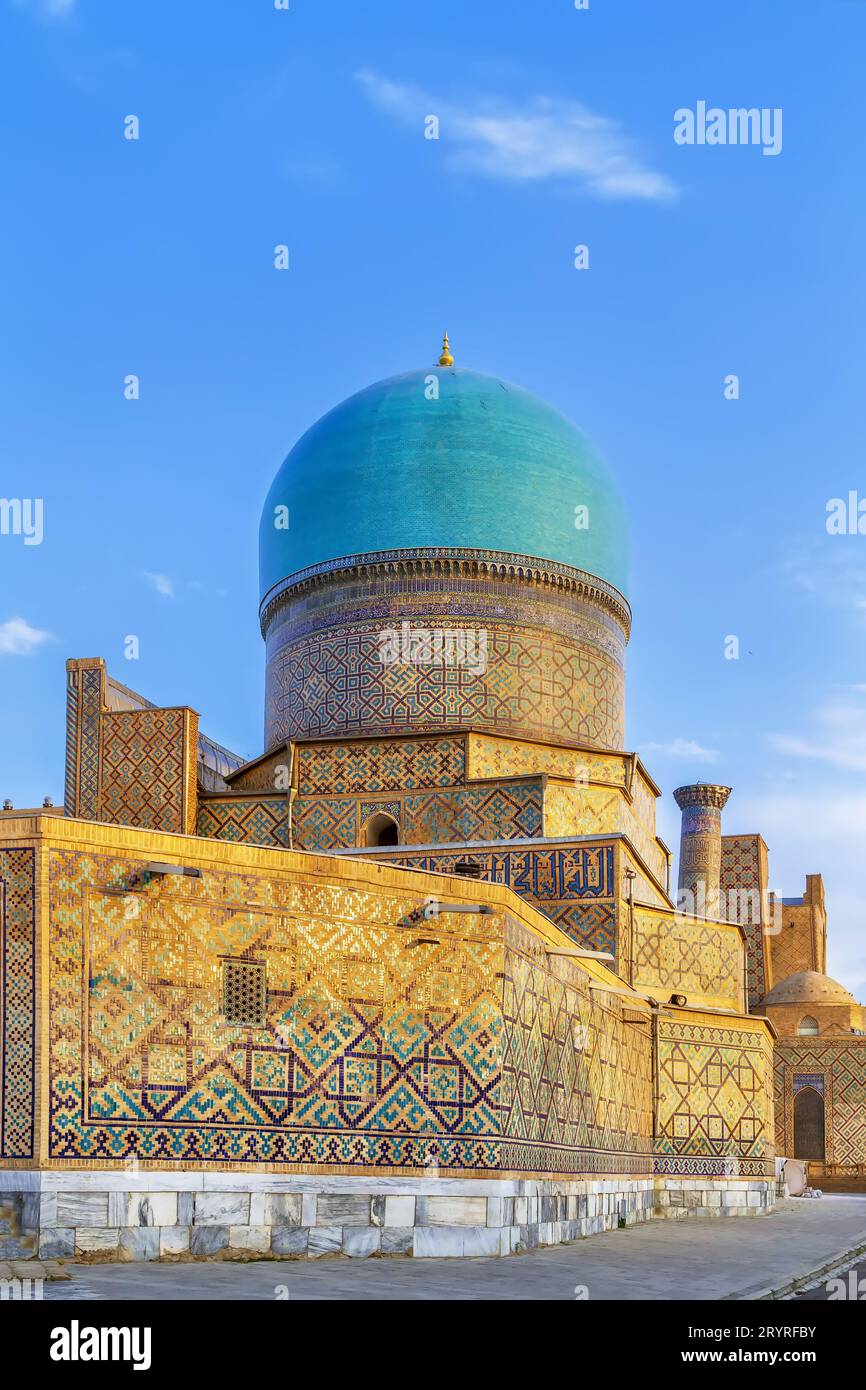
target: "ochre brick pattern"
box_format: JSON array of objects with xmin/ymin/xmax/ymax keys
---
[{"xmin": 720, "ymin": 835, "xmax": 766, "ymax": 1007}]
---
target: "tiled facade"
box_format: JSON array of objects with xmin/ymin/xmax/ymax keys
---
[
  {"xmin": 0, "ymin": 815, "xmax": 780, "ymax": 1261},
  {"xmin": 655, "ymin": 1017, "xmax": 774, "ymax": 1177},
  {"xmin": 0, "ymin": 847, "xmax": 36, "ymax": 1162},
  {"xmin": 64, "ymin": 658, "xmax": 199, "ymax": 835},
  {"xmin": 261, "ymin": 558, "xmax": 629, "ymax": 751},
  {"xmin": 369, "ymin": 842, "xmax": 619, "ymax": 959},
  {"xmin": 775, "ymin": 1039, "xmax": 866, "ymax": 1178}
]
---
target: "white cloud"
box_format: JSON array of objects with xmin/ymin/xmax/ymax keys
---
[
  {"xmin": 356, "ymin": 70, "xmax": 677, "ymax": 203},
  {"xmin": 641, "ymin": 737, "xmax": 719, "ymax": 762},
  {"xmin": 771, "ymin": 696, "xmax": 866, "ymax": 773},
  {"xmin": 142, "ymin": 571, "xmax": 174, "ymax": 599},
  {"xmin": 0, "ymin": 617, "xmax": 52, "ymax": 655}
]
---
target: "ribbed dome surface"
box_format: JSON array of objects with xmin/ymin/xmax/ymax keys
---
[{"xmin": 259, "ymin": 366, "xmax": 628, "ymax": 604}]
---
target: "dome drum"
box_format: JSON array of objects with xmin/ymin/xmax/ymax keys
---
[{"xmin": 262, "ymin": 547, "xmax": 628, "ymax": 750}]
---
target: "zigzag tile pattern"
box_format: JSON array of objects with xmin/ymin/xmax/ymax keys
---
[
  {"xmin": 197, "ymin": 798, "xmax": 288, "ymax": 848},
  {"xmin": 298, "ymin": 738, "xmax": 465, "ymax": 795},
  {"xmin": 100, "ymin": 709, "xmax": 186, "ymax": 832}
]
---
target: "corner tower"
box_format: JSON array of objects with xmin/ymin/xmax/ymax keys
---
[{"xmin": 258, "ymin": 339, "xmax": 630, "ymax": 749}]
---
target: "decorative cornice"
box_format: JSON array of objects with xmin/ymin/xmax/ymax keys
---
[
  {"xmin": 673, "ymin": 783, "xmax": 732, "ymax": 812},
  {"xmin": 259, "ymin": 548, "xmax": 632, "ymax": 638}
]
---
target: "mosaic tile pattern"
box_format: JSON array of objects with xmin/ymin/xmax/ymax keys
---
[
  {"xmin": 292, "ymin": 781, "xmax": 545, "ymax": 851},
  {"xmin": 100, "ymin": 709, "xmax": 191, "ymax": 833},
  {"xmin": 656, "ymin": 1020, "xmax": 773, "ymax": 1163},
  {"xmin": 720, "ymin": 835, "xmax": 767, "ymax": 1008},
  {"xmin": 543, "ymin": 782, "xmax": 668, "ymax": 890},
  {"xmin": 298, "ymin": 738, "xmax": 466, "ymax": 796},
  {"xmin": 775, "ymin": 1039, "xmax": 866, "ymax": 1167},
  {"xmin": 197, "ymin": 798, "xmax": 288, "ymax": 848},
  {"xmin": 359, "ymin": 799, "xmax": 402, "ymax": 827},
  {"xmin": 292, "ymin": 798, "xmax": 358, "ymax": 852},
  {"xmin": 467, "ymin": 734, "xmax": 629, "ymax": 787},
  {"xmin": 0, "ymin": 848, "xmax": 36, "ymax": 1159},
  {"xmin": 632, "ymin": 908, "xmax": 742, "ymax": 1010},
  {"xmin": 47, "ymin": 847, "xmax": 506, "ymax": 1169},
  {"xmin": 402, "ymin": 782, "xmax": 543, "ymax": 844},
  {"xmin": 44, "ymin": 844, "xmax": 658, "ymax": 1176},
  {"xmin": 64, "ymin": 660, "xmax": 105, "ymax": 820},
  {"xmin": 265, "ymin": 619, "xmax": 624, "ymax": 751},
  {"xmin": 378, "ymin": 844, "xmax": 617, "ymax": 954},
  {"xmin": 500, "ymin": 944, "xmax": 653, "ymax": 1174}
]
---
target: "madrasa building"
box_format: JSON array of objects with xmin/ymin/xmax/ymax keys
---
[{"xmin": 1, "ymin": 337, "xmax": 864, "ymax": 1263}]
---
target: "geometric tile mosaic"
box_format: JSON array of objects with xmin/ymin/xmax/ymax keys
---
[
  {"xmin": 297, "ymin": 738, "xmax": 466, "ymax": 796},
  {"xmin": 655, "ymin": 1020, "xmax": 773, "ymax": 1164},
  {"xmin": 381, "ymin": 844, "xmax": 617, "ymax": 955},
  {"xmin": 775, "ymin": 1039, "xmax": 866, "ymax": 1167},
  {"xmin": 720, "ymin": 835, "xmax": 767, "ymax": 1007},
  {"xmin": 632, "ymin": 908, "xmax": 742, "ymax": 1010},
  {"xmin": 45, "ymin": 844, "xmax": 656, "ymax": 1176},
  {"xmin": 500, "ymin": 943, "xmax": 653, "ymax": 1174},
  {"xmin": 100, "ymin": 709, "xmax": 189, "ymax": 833},
  {"xmin": 0, "ymin": 848, "xmax": 36, "ymax": 1159},
  {"xmin": 197, "ymin": 797, "xmax": 288, "ymax": 848},
  {"xmin": 265, "ymin": 618, "xmax": 624, "ymax": 751}
]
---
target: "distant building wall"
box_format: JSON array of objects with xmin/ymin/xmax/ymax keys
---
[{"xmin": 775, "ymin": 1038, "xmax": 866, "ymax": 1178}]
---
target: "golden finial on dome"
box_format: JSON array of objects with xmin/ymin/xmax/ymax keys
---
[{"xmin": 438, "ymin": 331, "xmax": 454, "ymax": 367}]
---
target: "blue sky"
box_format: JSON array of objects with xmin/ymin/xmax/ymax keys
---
[{"xmin": 2, "ymin": 1, "xmax": 865, "ymax": 993}]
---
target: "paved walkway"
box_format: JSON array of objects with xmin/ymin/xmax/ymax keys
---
[{"xmin": 38, "ymin": 1196, "xmax": 866, "ymax": 1301}]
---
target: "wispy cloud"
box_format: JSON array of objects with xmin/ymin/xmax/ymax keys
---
[
  {"xmin": 0, "ymin": 617, "xmax": 52, "ymax": 656},
  {"xmin": 13, "ymin": 0, "xmax": 76, "ymax": 19},
  {"xmin": 356, "ymin": 70, "xmax": 677, "ymax": 203},
  {"xmin": 142, "ymin": 571, "xmax": 174, "ymax": 599},
  {"xmin": 642, "ymin": 737, "xmax": 719, "ymax": 762},
  {"xmin": 188, "ymin": 580, "xmax": 227, "ymax": 599},
  {"xmin": 771, "ymin": 694, "xmax": 866, "ymax": 773},
  {"xmin": 779, "ymin": 541, "xmax": 866, "ymax": 616}
]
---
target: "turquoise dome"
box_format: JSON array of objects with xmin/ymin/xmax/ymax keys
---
[{"xmin": 259, "ymin": 366, "xmax": 628, "ymax": 603}]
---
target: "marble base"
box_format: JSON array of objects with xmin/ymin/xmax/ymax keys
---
[{"xmin": 0, "ymin": 1172, "xmax": 774, "ymax": 1262}]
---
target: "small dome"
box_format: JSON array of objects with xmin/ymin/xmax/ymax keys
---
[
  {"xmin": 761, "ymin": 971, "xmax": 857, "ymax": 1007},
  {"xmin": 259, "ymin": 365, "xmax": 628, "ymax": 605}
]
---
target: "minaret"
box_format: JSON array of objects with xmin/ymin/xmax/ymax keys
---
[{"xmin": 673, "ymin": 782, "xmax": 732, "ymax": 919}]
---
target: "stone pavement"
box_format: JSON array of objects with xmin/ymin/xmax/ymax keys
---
[{"xmin": 36, "ymin": 1195, "xmax": 866, "ymax": 1301}]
